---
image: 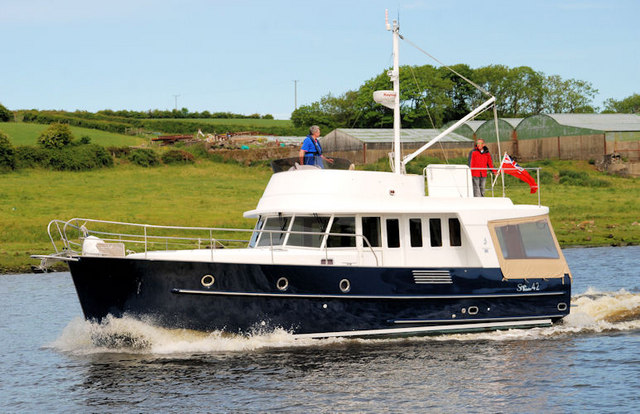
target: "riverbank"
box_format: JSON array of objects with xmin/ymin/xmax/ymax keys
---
[{"xmin": 1, "ymin": 159, "xmax": 638, "ymax": 274}]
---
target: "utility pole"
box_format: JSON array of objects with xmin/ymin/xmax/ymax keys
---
[
  {"xmin": 173, "ymin": 94, "xmax": 180, "ymax": 110},
  {"xmin": 293, "ymin": 80, "xmax": 298, "ymax": 110}
]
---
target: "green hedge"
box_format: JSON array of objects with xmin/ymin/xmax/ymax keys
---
[
  {"xmin": 161, "ymin": 149, "xmax": 195, "ymax": 164},
  {"xmin": 22, "ymin": 111, "xmax": 134, "ymax": 134},
  {"xmin": 20, "ymin": 110, "xmax": 304, "ymax": 136},
  {"xmin": 15, "ymin": 144, "xmax": 113, "ymax": 171},
  {"xmin": 128, "ymin": 148, "xmax": 160, "ymax": 167},
  {"xmin": 0, "ymin": 130, "xmax": 16, "ymax": 170}
]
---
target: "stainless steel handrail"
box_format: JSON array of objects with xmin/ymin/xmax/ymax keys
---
[
  {"xmin": 422, "ymin": 165, "xmax": 542, "ymax": 206},
  {"xmin": 48, "ymin": 217, "xmax": 381, "ymax": 266}
]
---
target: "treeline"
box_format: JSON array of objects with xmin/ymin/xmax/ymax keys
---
[
  {"xmin": 19, "ymin": 110, "xmax": 304, "ymax": 136},
  {"xmin": 291, "ymin": 64, "xmax": 636, "ymax": 130},
  {"xmin": 603, "ymin": 93, "xmax": 640, "ymax": 114},
  {"xmin": 96, "ymin": 108, "xmax": 274, "ymax": 120}
]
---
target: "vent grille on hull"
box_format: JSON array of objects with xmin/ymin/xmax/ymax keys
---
[{"xmin": 412, "ymin": 269, "xmax": 453, "ymax": 284}]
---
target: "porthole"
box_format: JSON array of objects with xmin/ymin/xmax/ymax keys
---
[
  {"xmin": 201, "ymin": 274, "xmax": 215, "ymax": 288},
  {"xmin": 557, "ymin": 302, "xmax": 568, "ymax": 311},
  {"xmin": 468, "ymin": 306, "xmax": 479, "ymax": 315},
  {"xmin": 339, "ymin": 278, "xmax": 351, "ymax": 293},
  {"xmin": 276, "ymin": 277, "xmax": 289, "ymax": 291}
]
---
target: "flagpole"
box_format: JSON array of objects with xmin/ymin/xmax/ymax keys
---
[
  {"xmin": 492, "ymin": 152, "xmax": 507, "ymax": 188},
  {"xmin": 537, "ymin": 168, "xmax": 541, "ymax": 206},
  {"xmin": 493, "ymin": 106, "xmax": 505, "ymax": 197}
]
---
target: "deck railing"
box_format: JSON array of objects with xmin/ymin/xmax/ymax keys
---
[
  {"xmin": 46, "ymin": 218, "xmax": 380, "ymax": 266},
  {"xmin": 423, "ymin": 165, "xmax": 542, "ymax": 206}
]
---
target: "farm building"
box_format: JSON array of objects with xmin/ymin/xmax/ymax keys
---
[
  {"xmin": 321, "ymin": 128, "xmax": 473, "ymax": 164},
  {"xmin": 441, "ymin": 113, "xmax": 640, "ymax": 162},
  {"xmin": 515, "ymin": 114, "xmax": 640, "ymax": 161},
  {"xmin": 441, "ymin": 120, "xmax": 483, "ymax": 139},
  {"xmin": 475, "ymin": 118, "xmax": 523, "ymax": 143}
]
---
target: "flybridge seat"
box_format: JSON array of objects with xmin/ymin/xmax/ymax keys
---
[{"xmin": 425, "ymin": 164, "xmax": 474, "ymax": 198}]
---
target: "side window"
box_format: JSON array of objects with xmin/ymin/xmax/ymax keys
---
[
  {"xmin": 449, "ymin": 218, "xmax": 462, "ymax": 247},
  {"xmin": 288, "ymin": 215, "xmax": 329, "ymax": 248},
  {"xmin": 409, "ymin": 218, "xmax": 423, "ymax": 247},
  {"xmin": 327, "ymin": 217, "xmax": 356, "ymax": 247},
  {"xmin": 248, "ymin": 216, "xmax": 265, "ymax": 248},
  {"xmin": 386, "ymin": 219, "xmax": 400, "ymax": 248},
  {"xmin": 361, "ymin": 217, "xmax": 381, "ymax": 248},
  {"xmin": 429, "ymin": 218, "xmax": 442, "ymax": 247},
  {"xmin": 257, "ymin": 215, "xmax": 291, "ymax": 246}
]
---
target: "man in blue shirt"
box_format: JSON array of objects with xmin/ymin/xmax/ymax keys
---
[{"xmin": 299, "ymin": 125, "xmax": 333, "ymax": 167}]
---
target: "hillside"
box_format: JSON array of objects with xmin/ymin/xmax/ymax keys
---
[{"xmin": 0, "ymin": 122, "xmax": 145, "ymax": 147}]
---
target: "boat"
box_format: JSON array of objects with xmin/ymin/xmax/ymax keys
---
[{"xmin": 35, "ymin": 14, "xmax": 571, "ymax": 338}]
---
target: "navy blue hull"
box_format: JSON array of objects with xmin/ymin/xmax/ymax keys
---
[{"xmin": 68, "ymin": 256, "xmax": 571, "ymax": 335}]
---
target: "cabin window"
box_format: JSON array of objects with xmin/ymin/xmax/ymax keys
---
[
  {"xmin": 429, "ymin": 218, "xmax": 442, "ymax": 247},
  {"xmin": 409, "ymin": 218, "xmax": 423, "ymax": 247},
  {"xmin": 361, "ymin": 217, "xmax": 381, "ymax": 248},
  {"xmin": 449, "ymin": 218, "xmax": 462, "ymax": 247},
  {"xmin": 495, "ymin": 220, "xmax": 560, "ymax": 259},
  {"xmin": 257, "ymin": 215, "xmax": 291, "ymax": 247},
  {"xmin": 386, "ymin": 219, "xmax": 400, "ymax": 248},
  {"xmin": 248, "ymin": 216, "xmax": 265, "ymax": 248},
  {"xmin": 287, "ymin": 215, "xmax": 329, "ymax": 248},
  {"xmin": 327, "ymin": 216, "xmax": 356, "ymax": 248}
]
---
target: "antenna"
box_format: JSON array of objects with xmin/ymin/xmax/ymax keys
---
[{"xmin": 385, "ymin": 9, "xmax": 391, "ymax": 31}]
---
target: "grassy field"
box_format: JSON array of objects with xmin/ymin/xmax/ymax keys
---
[
  {"xmin": 0, "ymin": 158, "xmax": 638, "ymax": 273},
  {"xmin": 0, "ymin": 122, "xmax": 146, "ymax": 147},
  {"xmin": 0, "ymin": 161, "xmax": 273, "ymax": 273}
]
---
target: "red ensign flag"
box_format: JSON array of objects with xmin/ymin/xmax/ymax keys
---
[{"xmin": 499, "ymin": 153, "xmax": 538, "ymax": 193}]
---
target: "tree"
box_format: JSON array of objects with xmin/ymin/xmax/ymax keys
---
[
  {"xmin": 0, "ymin": 129, "xmax": 16, "ymax": 170},
  {"xmin": 0, "ymin": 103, "xmax": 12, "ymax": 122},
  {"xmin": 543, "ymin": 75, "xmax": 598, "ymax": 113},
  {"xmin": 603, "ymin": 93, "xmax": 640, "ymax": 114},
  {"xmin": 38, "ymin": 123, "xmax": 75, "ymax": 149},
  {"xmin": 290, "ymin": 63, "xmax": 601, "ymax": 127},
  {"xmin": 438, "ymin": 64, "xmax": 475, "ymax": 123},
  {"xmin": 290, "ymin": 101, "xmax": 336, "ymax": 130}
]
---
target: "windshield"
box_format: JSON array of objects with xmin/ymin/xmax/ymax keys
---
[{"xmin": 495, "ymin": 219, "xmax": 559, "ymax": 259}]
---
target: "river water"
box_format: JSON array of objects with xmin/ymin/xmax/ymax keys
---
[{"xmin": 1, "ymin": 246, "xmax": 639, "ymax": 413}]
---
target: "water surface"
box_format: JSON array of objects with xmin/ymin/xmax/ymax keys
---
[{"xmin": 1, "ymin": 246, "xmax": 639, "ymax": 412}]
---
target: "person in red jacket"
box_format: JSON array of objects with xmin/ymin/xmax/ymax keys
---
[{"xmin": 468, "ymin": 139, "xmax": 498, "ymax": 197}]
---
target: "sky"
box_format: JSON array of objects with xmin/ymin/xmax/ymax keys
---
[{"xmin": 1, "ymin": 0, "xmax": 638, "ymax": 119}]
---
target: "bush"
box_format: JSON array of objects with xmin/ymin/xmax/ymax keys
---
[
  {"xmin": 128, "ymin": 148, "xmax": 160, "ymax": 167},
  {"xmin": 559, "ymin": 169, "xmax": 610, "ymax": 187},
  {"xmin": 47, "ymin": 145, "xmax": 114, "ymax": 171},
  {"xmin": 79, "ymin": 135, "xmax": 91, "ymax": 144},
  {"xmin": 38, "ymin": 123, "xmax": 75, "ymax": 149},
  {"xmin": 0, "ymin": 103, "xmax": 12, "ymax": 122},
  {"xmin": 15, "ymin": 146, "xmax": 50, "ymax": 168},
  {"xmin": 161, "ymin": 149, "xmax": 195, "ymax": 164},
  {"xmin": 0, "ymin": 130, "xmax": 16, "ymax": 170},
  {"xmin": 106, "ymin": 146, "xmax": 131, "ymax": 158},
  {"xmin": 14, "ymin": 144, "xmax": 113, "ymax": 171}
]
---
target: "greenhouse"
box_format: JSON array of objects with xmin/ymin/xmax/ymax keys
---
[{"xmin": 321, "ymin": 128, "xmax": 472, "ymax": 164}]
